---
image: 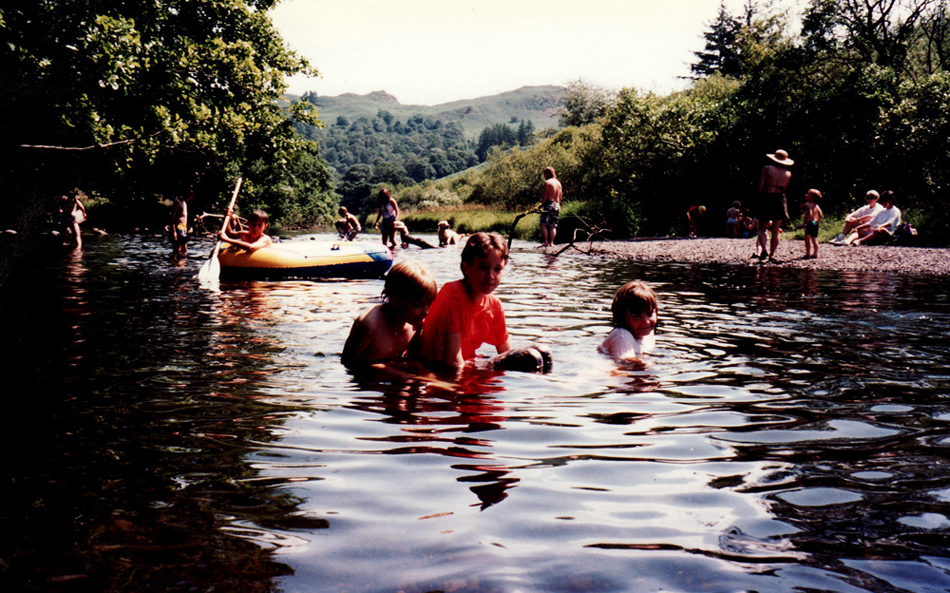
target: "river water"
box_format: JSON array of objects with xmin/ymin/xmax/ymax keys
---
[{"xmin": 3, "ymin": 233, "xmax": 950, "ymax": 593}]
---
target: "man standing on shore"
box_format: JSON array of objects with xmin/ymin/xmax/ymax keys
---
[
  {"xmin": 539, "ymin": 166, "xmax": 562, "ymax": 248},
  {"xmin": 755, "ymin": 149, "xmax": 793, "ymax": 262}
]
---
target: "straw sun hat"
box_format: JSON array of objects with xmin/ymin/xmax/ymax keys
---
[{"xmin": 767, "ymin": 149, "xmax": 794, "ymax": 166}]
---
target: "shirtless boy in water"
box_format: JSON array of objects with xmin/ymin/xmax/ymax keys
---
[{"xmin": 342, "ymin": 260, "xmax": 438, "ymax": 368}]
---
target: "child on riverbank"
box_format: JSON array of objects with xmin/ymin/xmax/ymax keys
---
[
  {"xmin": 342, "ymin": 259, "xmax": 438, "ymax": 368},
  {"xmin": 220, "ymin": 208, "xmax": 273, "ymax": 251},
  {"xmin": 419, "ymin": 232, "xmax": 551, "ymax": 373},
  {"xmin": 802, "ymin": 189, "xmax": 823, "ymax": 259},
  {"xmin": 598, "ymin": 280, "xmax": 658, "ymax": 360},
  {"xmin": 726, "ymin": 201, "xmax": 741, "ymax": 238}
]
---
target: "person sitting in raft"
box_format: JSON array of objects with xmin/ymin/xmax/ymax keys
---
[
  {"xmin": 337, "ymin": 207, "xmax": 361, "ymax": 241},
  {"xmin": 598, "ymin": 280, "xmax": 658, "ymax": 360},
  {"xmin": 419, "ymin": 232, "xmax": 551, "ymax": 373},
  {"xmin": 342, "ymin": 259, "xmax": 438, "ymax": 368},
  {"xmin": 219, "ymin": 208, "xmax": 273, "ymax": 251},
  {"xmin": 829, "ymin": 190, "xmax": 883, "ymax": 245},
  {"xmin": 848, "ymin": 191, "xmax": 901, "ymax": 246}
]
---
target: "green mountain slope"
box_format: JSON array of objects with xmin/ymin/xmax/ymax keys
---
[{"xmin": 289, "ymin": 85, "xmax": 564, "ymax": 138}]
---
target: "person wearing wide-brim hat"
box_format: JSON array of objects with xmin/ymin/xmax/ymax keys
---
[{"xmin": 754, "ymin": 149, "xmax": 793, "ymax": 262}]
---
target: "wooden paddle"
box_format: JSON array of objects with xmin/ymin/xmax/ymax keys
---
[{"xmin": 197, "ymin": 177, "xmax": 243, "ymax": 282}]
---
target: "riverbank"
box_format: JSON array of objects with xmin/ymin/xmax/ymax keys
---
[{"xmin": 553, "ymin": 237, "xmax": 950, "ymax": 276}]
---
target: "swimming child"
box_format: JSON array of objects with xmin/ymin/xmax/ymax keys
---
[
  {"xmin": 598, "ymin": 280, "xmax": 658, "ymax": 360},
  {"xmin": 419, "ymin": 232, "xmax": 551, "ymax": 373},
  {"xmin": 802, "ymin": 189, "xmax": 823, "ymax": 259},
  {"xmin": 219, "ymin": 208, "xmax": 273, "ymax": 251},
  {"xmin": 342, "ymin": 259, "xmax": 438, "ymax": 368}
]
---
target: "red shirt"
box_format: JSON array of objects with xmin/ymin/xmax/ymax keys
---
[{"xmin": 420, "ymin": 280, "xmax": 509, "ymax": 362}]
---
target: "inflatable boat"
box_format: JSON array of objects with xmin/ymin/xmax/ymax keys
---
[{"xmin": 218, "ymin": 240, "xmax": 393, "ymax": 280}]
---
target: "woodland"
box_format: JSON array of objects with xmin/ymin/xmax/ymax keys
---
[
  {"xmin": 2, "ymin": 0, "xmax": 950, "ymax": 261},
  {"xmin": 407, "ymin": 0, "xmax": 950, "ymax": 244}
]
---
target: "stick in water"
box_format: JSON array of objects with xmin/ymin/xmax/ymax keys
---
[{"xmin": 197, "ymin": 177, "xmax": 243, "ymax": 282}]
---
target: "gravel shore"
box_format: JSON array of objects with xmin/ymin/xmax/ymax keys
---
[{"xmin": 552, "ymin": 237, "xmax": 950, "ymax": 276}]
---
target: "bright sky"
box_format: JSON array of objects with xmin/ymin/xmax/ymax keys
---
[{"xmin": 269, "ymin": 0, "xmax": 786, "ymax": 106}]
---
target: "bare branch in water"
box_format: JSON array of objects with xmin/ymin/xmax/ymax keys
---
[{"xmin": 553, "ymin": 217, "xmax": 611, "ymax": 256}]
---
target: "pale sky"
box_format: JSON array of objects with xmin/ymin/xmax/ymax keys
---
[{"xmin": 269, "ymin": 0, "xmax": 791, "ymax": 106}]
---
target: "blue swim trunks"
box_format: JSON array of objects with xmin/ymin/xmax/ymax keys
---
[{"xmin": 804, "ymin": 220, "xmax": 819, "ymax": 237}]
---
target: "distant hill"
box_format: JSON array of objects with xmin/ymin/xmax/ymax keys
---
[{"xmin": 287, "ymin": 85, "xmax": 565, "ymax": 139}]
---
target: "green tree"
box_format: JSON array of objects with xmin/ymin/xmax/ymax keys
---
[
  {"xmin": 802, "ymin": 0, "xmax": 938, "ymax": 72},
  {"xmin": 2, "ymin": 0, "xmax": 319, "ymax": 207},
  {"xmin": 558, "ymin": 79, "xmax": 616, "ymax": 127},
  {"xmin": 691, "ymin": 2, "xmax": 744, "ymax": 78}
]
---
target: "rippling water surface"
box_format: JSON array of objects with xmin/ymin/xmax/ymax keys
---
[{"xmin": 4, "ymin": 233, "xmax": 950, "ymax": 593}]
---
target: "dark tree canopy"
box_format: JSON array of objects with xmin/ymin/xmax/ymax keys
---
[{"xmin": 1, "ymin": 0, "xmax": 319, "ymax": 201}]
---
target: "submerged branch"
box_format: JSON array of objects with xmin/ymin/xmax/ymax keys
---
[{"xmin": 553, "ymin": 217, "xmax": 611, "ymax": 256}]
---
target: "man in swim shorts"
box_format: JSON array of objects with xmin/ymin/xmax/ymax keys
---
[{"xmin": 539, "ymin": 166, "xmax": 562, "ymax": 248}]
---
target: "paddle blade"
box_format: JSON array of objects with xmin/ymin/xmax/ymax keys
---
[{"xmin": 197, "ymin": 243, "xmax": 221, "ymax": 282}]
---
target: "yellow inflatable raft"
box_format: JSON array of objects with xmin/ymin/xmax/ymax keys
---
[{"xmin": 218, "ymin": 240, "xmax": 393, "ymax": 280}]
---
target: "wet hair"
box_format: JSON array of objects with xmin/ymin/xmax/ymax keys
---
[
  {"xmin": 247, "ymin": 210, "xmax": 269, "ymax": 225},
  {"xmin": 881, "ymin": 190, "xmax": 895, "ymax": 205},
  {"xmin": 377, "ymin": 188, "xmax": 392, "ymax": 204},
  {"xmin": 610, "ymin": 280, "xmax": 658, "ymax": 328},
  {"xmin": 460, "ymin": 232, "xmax": 509, "ymax": 270},
  {"xmin": 382, "ymin": 260, "xmax": 437, "ymax": 304},
  {"xmin": 543, "ymin": 166, "xmax": 556, "ymax": 179}
]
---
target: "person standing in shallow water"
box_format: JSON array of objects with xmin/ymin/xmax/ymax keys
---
[
  {"xmin": 539, "ymin": 167, "xmax": 562, "ymax": 248},
  {"xmin": 374, "ymin": 188, "xmax": 399, "ymax": 249},
  {"xmin": 754, "ymin": 149, "xmax": 793, "ymax": 262}
]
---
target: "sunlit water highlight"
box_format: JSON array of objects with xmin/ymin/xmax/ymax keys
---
[{"xmin": 3, "ymin": 232, "xmax": 950, "ymax": 593}]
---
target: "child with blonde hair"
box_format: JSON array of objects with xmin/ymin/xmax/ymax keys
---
[
  {"xmin": 598, "ymin": 280, "xmax": 658, "ymax": 360},
  {"xmin": 801, "ymin": 189, "xmax": 823, "ymax": 259},
  {"xmin": 342, "ymin": 259, "xmax": 438, "ymax": 368}
]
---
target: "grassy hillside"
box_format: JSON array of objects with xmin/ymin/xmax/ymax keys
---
[{"xmin": 287, "ymin": 86, "xmax": 565, "ymax": 138}]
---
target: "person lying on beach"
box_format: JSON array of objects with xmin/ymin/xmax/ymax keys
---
[
  {"xmin": 419, "ymin": 232, "xmax": 551, "ymax": 373},
  {"xmin": 342, "ymin": 259, "xmax": 438, "ymax": 368},
  {"xmin": 220, "ymin": 208, "xmax": 273, "ymax": 251},
  {"xmin": 598, "ymin": 280, "xmax": 658, "ymax": 360}
]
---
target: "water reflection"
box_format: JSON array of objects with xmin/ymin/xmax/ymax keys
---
[{"xmin": 3, "ymin": 233, "xmax": 950, "ymax": 593}]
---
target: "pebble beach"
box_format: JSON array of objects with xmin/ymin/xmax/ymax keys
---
[{"xmin": 554, "ymin": 237, "xmax": 950, "ymax": 276}]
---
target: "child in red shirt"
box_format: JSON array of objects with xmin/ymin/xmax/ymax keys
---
[{"xmin": 420, "ymin": 232, "xmax": 550, "ymax": 373}]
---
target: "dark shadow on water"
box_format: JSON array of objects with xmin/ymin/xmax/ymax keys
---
[{"xmin": 0, "ymin": 237, "xmax": 303, "ymax": 592}]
